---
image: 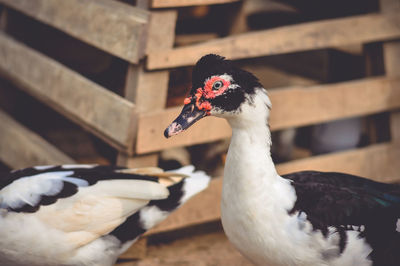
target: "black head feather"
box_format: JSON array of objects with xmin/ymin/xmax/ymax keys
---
[
  {"xmin": 190, "ymin": 54, "xmax": 262, "ymax": 112},
  {"xmin": 192, "ymin": 54, "xmax": 261, "ymax": 94}
]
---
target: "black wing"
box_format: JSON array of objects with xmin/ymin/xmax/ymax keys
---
[{"xmin": 284, "ymin": 171, "xmax": 400, "ymax": 264}]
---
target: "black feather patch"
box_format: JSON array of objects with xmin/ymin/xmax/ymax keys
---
[
  {"xmin": 284, "ymin": 170, "xmax": 400, "ymax": 262},
  {"xmin": 148, "ymin": 180, "xmax": 184, "ymax": 212},
  {"xmin": 109, "ymin": 212, "xmax": 146, "ymax": 244}
]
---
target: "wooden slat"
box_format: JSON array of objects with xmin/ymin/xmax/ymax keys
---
[
  {"xmin": 117, "ymin": 10, "xmax": 177, "ymax": 165},
  {"xmin": 136, "ymin": 76, "xmax": 400, "ymax": 153},
  {"xmin": 381, "ymin": 0, "xmax": 400, "ymax": 143},
  {"xmin": 146, "ymin": 10, "xmax": 177, "ymax": 55},
  {"xmin": 276, "ymin": 142, "xmax": 400, "ymax": 183},
  {"xmin": 0, "ymin": 109, "xmax": 75, "ymax": 169},
  {"xmin": 0, "ymin": 33, "xmax": 137, "ymax": 153},
  {"xmin": 151, "ymin": 0, "xmax": 239, "ymax": 8},
  {"xmin": 0, "ymin": 0, "xmax": 149, "ymax": 63},
  {"xmin": 147, "ymin": 12, "xmax": 400, "ymax": 69},
  {"xmin": 148, "ymin": 142, "xmax": 400, "ymax": 234},
  {"xmin": 117, "ymin": 153, "xmax": 159, "ymax": 168}
]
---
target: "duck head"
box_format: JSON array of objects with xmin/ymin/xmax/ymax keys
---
[{"xmin": 164, "ymin": 54, "xmax": 268, "ymax": 138}]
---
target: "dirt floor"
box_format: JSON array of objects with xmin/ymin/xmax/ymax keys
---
[{"xmin": 118, "ymin": 222, "xmax": 252, "ymax": 266}]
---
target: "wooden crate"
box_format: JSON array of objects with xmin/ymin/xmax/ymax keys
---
[
  {"xmin": 130, "ymin": 0, "xmax": 400, "ymax": 251},
  {"xmin": 0, "ymin": 0, "xmax": 400, "ymax": 265}
]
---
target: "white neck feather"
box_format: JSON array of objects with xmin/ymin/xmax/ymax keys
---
[
  {"xmin": 222, "ymin": 88, "xmax": 295, "ymax": 214},
  {"xmin": 220, "ymin": 89, "xmax": 296, "ymax": 265},
  {"xmin": 224, "ymin": 89, "xmax": 278, "ymax": 188}
]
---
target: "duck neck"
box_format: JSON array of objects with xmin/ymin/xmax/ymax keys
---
[{"xmin": 224, "ymin": 89, "xmax": 278, "ymax": 186}]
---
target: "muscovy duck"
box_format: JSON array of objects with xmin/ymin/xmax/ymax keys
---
[
  {"xmin": 165, "ymin": 54, "xmax": 400, "ymax": 266},
  {"xmin": 0, "ymin": 164, "xmax": 209, "ymax": 265}
]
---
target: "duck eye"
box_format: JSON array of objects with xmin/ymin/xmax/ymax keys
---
[{"xmin": 213, "ymin": 81, "xmax": 223, "ymax": 90}]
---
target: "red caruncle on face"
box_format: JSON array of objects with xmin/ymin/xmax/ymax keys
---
[{"xmin": 183, "ymin": 76, "xmax": 230, "ymax": 115}]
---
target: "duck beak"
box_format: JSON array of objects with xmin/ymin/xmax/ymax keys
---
[{"xmin": 164, "ymin": 103, "xmax": 207, "ymax": 138}]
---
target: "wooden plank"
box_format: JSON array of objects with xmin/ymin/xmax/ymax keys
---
[
  {"xmin": 0, "ymin": 109, "xmax": 75, "ymax": 169},
  {"xmin": 381, "ymin": 0, "xmax": 400, "ymax": 144},
  {"xmin": 146, "ymin": 10, "xmax": 177, "ymax": 55},
  {"xmin": 0, "ymin": 33, "xmax": 137, "ymax": 153},
  {"xmin": 117, "ymin": 153, "xmax": 158, "ymax": 168},
  {"xmin": 383, "ymin": 41, "xmax": 400, "ymax": 78},
  {"xmin": 124, "ymin": 10, "xmax": 177, "ymax": 112},
  {"xmin": 123, "ymin": 64, "xmax": 169, "ymax": 113},
  {"xmin": 147, "ymin": 13, "xmax": 400, "ymax": 69},
  {"xmin": 151, "ymin": 0, "xmax": 239, "ymax": 8},
  {"xmin": 276, "ymin": 142, "xmax": 400, "ymax": 183},
  {"xmin": 384, "ymin": 42, "xmax": 400, "ymax": 142},
  {"xmin": 136, "ymin": 76, "xmax": 400, "ymax": 153},
  {"xmin": 119, "ymin": 237, "xmax": 148, "ymax": 260},
  {"xmin": 147, "ymin": 142, "xmax": 400, "ymax": 234},
  {"xmin": 175, "ymin": 33, "xmax": 218, "ymax": 46},
  {"xmin": 0, "ymin": 0, "xmax": 149, "ymax": 63},
  {"xmin": 116, "ymin": 10, "xmax": 177, "ymax": 165}
]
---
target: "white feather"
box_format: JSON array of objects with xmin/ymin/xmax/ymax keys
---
[
  {"xmin": 220, "ymin": 89, "xmax": 373, "ymax": 266},
  {"xmin": 0, "ymin": 171, "xmax": 84, "ymax": 209},
  {"xmin": 0, "ymin": 165, "xmax": 209, "ymax": 265},
  {"xmin": 140, "ymin": 205, "xmax": 168, "ymax": 230}
]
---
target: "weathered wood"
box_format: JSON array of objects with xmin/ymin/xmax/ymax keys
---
[
  {"xmin": 381, "ymin": 0, "xmax": 400, "ymax": 144},
  {"xmin": 146, "ymin": 10, "xmax": 177, "ymax": 55},
  {"xmin": 123, "ymin": 64, "xmax": 169, "ymax": 113},
  {"xmin": 128, "ymin": 10, "xmax": 176, "ymax": 111},
  {"xmin": 116, "ymin": 10, "xmax": 177, "ymax": 166},
  {"xmin": 0, "ymin": 109, "xmax": 75, "ymax": 169},
  {"xmin": 119, "ymin": 237, "xmax": 148, "ymax": 260},
  {"xmin": 175, "ymin": 33, "xmax": 218, "ymax": 46},
  {"xmin": 276, "ymin": 143, "xmax": 400, "ymax": 183},
  {"xmin": 384, "ymin": 42, "xmax": 400, "ymax": 142},
  {"xmin": 147, "ymin": 13, "xmax": 400, "ymax": 69},
  {"xmin": 150, "ymin": 0, "xmax": 239, "ymax": 8},
  {"xmin": 136, "ymin": 77, "xmax": 400, "ymax": 153},
  {"xmin": 383, "ymin": 41, "xmax": 400, "ymax": 78},
  {"xmin": 117, "ymin": 153, "xmax": 158, "ymax": 168},
  {"xmin": 0, "ymin": 0, "xmax": 149, "ymax": 63},
  {"xmin": 147, "ymin": 142, "xmax": 400, "ymax": 234},
  {"xmin": 0, "ymin": 33, "xmax": 137, "ymax": 153}
]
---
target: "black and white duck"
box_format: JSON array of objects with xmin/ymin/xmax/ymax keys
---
[
  {"xmin": 0, "ymin": 164, "xmax": 210, "ymax": 265},
  {"xmin": 165, "ymin": 54, "xmax": 400, "ymax": 266}
]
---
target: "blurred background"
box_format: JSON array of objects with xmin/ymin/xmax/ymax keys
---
[{"xmin": 0, "ymin": 0, "xmax": 399, "ymax": 265}]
